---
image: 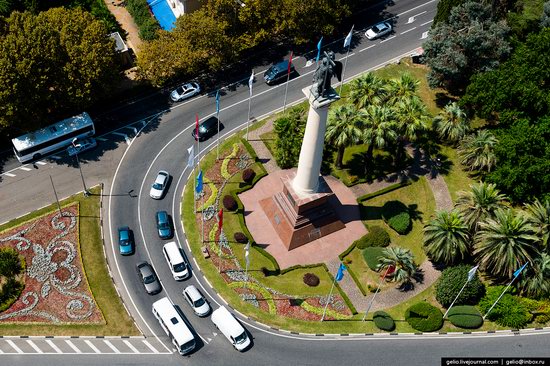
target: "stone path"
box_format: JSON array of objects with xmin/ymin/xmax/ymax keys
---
[{"xmin": 103, "ymin": 0, "xmax": 143, "ymax": 55}]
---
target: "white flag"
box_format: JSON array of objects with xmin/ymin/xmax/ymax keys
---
[
  {"xmin": 187, "ymin": 145, "xmax": 194, "ymax": 168},
  {"xmin": 248, "ymin": 70, "xmax": 254, "ymax": 97},
  {"xmin": 245, "ymin": 241, "xmax": 250, "ymax": 266},
  {"xmin": 344, "ymin": 26, "xmax": 354, "ymax": 48},
  {"xmin": 467, "ymin": 265, "xmax": 479, "ymax": 282}
]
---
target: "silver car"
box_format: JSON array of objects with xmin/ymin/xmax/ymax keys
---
[
  {"xmin": 365, "ymin": 21, "xmax": 392, "ymax": 40},
  {"xmin": 170, "ymin": 82, "xmax": 201, "ymax": 102},
  {"xmin": 136, "ymin": 262, "xmax": 161, "ymax": 295},
  {"xmin": 67, "ymin": 137, "xmax": 97, "ymax": 156},
  {"xmin": 149, "ymin": 170, "xmax": 169, "ymax": 199},
  {"xmin": 183, "ymin": 285, "xmax": 210, "ymax": 317}
]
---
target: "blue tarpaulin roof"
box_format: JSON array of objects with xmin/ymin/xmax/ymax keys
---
[{"xmin": 147, "ymin": 0, "xmax": 176, "ymax": 30}]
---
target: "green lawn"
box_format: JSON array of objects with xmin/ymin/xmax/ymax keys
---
[
  {"xmin": 0, "ymin": 186, "xmax": 139, "ymax": 336},
  {"xmin": 438, "ymin": 145, "xmax": 476, "ymax": 203}
]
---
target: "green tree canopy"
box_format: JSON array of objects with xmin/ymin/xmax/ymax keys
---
[{"xmin": 0, "ymin": 7, "xmax": 119, "ymax": 132}]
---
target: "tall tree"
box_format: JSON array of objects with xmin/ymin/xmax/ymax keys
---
[
  {"xmin": 348, "ymin": 72, "xmax": 387, "ymax": 109},
  {"xmin": 432, "ymin": 102, "xmax": 470, "ymax": 143},
  {"xmin": 423, "ymin": 210, "xmax": 471, "ymax": 265},
  {"xmin": 524, "ymin": 199, "xmax": 550, "ymax": 249},
  {"xmin": 376, "ymin": 246, "xmax": 418, "ymax": 288},
  {"xmin": 458, "ymin": 129, "xmax": 498, "ymax": 173},
  {"xmin": 517, "ymin": 253, "xmax": 550, "ymax": 298},
  {"xmin": 474, "ymin": 208, "xmax": 540, "ymax": 279},
  {"xmin": 422, "ymin": 1, "xmax": 510, "ymax": 92},
  {"xmin": 386, "ymin": 73, "xmax": 420, "ymax": 106},
  {"xmin": 393, "ymin": 97, "xmax": 429, "ymax": 164},
  {"xmin": 361, "ymin": 105, "xmax": 397, "ymax": 175},
  {"xmin": 456, "ymin": 182, "xmax": 508, "ymax": 233},
  {"xmin": 325, "ymin": 104, "xmax": 364, "ymax": 168},
  {"xmin": 0, "ymin": 8, "xmax": 119, "ymax": 132}
]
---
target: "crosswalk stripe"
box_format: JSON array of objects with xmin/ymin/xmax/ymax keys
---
[
  {"xmin": 36, "ymin": 161, "xmax": 47, "ymax": 165},
  {"xmin": 142, "ymin": 340, "xmax": 159, "ymax": 354},
  {"xmin": 104, "ymin": 340, "xmax": 120, "ymax": 354},
  {"xmin": 7, "ymin": 340, "xmax": 23, "ymax": 354},
  {"xmin": 19, "ymin": 166, "xmax": 32, "ymax": 171},
  {"xmin": 65, "ymin": 339, "xmax": 82, "ymax": 353},
  {"xmin": 46, "ymin": 339, "xmax": 62, "ymax": 353},
  {"xmin": 123, "ymin": 339, "xmax": 139, "ymax": 353},
  {"xmin": 3, "ymin": 172, "xmax": 16, "ymax": 177},
  {"xmin": 96, "ymin": 137, "xmax": 108, "ymax": 141},
  {"xmin": 84, "ymin": 340, "xmax": 101, "ymax": 354},
  {"xmin": 26, "ymin": 340, "xmax": 43, "ymax": 353}
]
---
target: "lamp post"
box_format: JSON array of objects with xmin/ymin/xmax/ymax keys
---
[{"xmin": 72, "ymin": 138, "xmax": 90, "ymax": 197}]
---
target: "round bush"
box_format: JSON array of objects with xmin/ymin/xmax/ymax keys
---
[
  {"xmin": 362, "ymin": 247, "xmax": 386, "ymax": 271},
  {"xmin": 405, "ymin": 302, "xmax": 444, "ymax": 332},
  {"xmin": 373, "ymin": 311, "xmax": 396, "ymax": 331},
  {"xmin": 0, "ymin": 248, "xmax": 24, "ymax": 277},
  {"xmin": 0, "ymin": 277, "xmax": 24, "ymax": 312},
  {"xmin": 222, "ymin": 195, "xmax": 238, "ymax": 211},
  {"xmin": 381, "ymin": 200, "xmax": 411, "ymax": 234},
  {"xmin": 447, "ymin": 306, "xmax": 484, "ymax": 329},
  {"xmin": 242, "ymin": 168, "xmax": 256, "ymax": 184},
  {"xmin": 303, "ymin": 273, "xmax": 320, "ymax": 287},
  {"xmin": 479, "ymin": 287, "xmax": 532, "ymax": 328},
  {"xmin": 436, "ymin": 265, "xmax": 485, "ymax": 308},
  {"xmin": 233, "ymin": 232, "xmax": 248, "ymax": 244},
  {"xmin": 360, "ymin": 226, "xmax": 391, "ymax": 249}
]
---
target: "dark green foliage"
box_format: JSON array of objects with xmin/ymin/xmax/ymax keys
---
[
  {"xmin": 447, "ymin": 305, "xmax": 484, "ymax": 329},
  {"xmin": 405, "ymin": 302, "xmax": 444, "ymax": 332},
  {"xmin": 126, "ymin": 0, "xmax": 160, "ymax": 41},
  {"xmin": 373, "ymin": 311, "xmax": 396, "ymax": 331},
  {"xmin": 242, "ymin": 168, "xmax": 256, "ymax": 184},
  {"xmin": 233, "ymin": 232, "xmax": 248, "ymax": 244},
  {"xmin": 222, "ymin": 195, "xmax": 237, "ymax": 211},
  {"xmin": 432, "ymin": 0, "xmax": 467, "ymax": 25},
  {"xmin": 362, "ymin": 247, "xmax": 386, "ymax": 271},
  {"xmin": 359, "ymin": 226, "xmax": 391, "ymax": 249},
  {"xmin": 0, "ymin": 247, "xmax": 23, "ymax": 277},
  {"xmin": 436, "ymin": 265, "xmax": 485, "ymax": 308},
  {"xmin": 0, "ymin": 277, "xmax": 24, "ymax": 312},
  {"xmin": 357, "ymin": 181, "xmax": 411, "ymax": 202},
  {"xmin": 382, "ymin": 201, "xmax": 411, "ymax": 234},
  {"xmin": 479, "ymin": 286, "xmax": 532, "ymax": 328},
  {"xmin": 303, "ymin": 273, "xmax": 320, "ymax": 287},
  {"xmin": 273, "ymin": 108, "xmax": 306, "ymax": 169}
]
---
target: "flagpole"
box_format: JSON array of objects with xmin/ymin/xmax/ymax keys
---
[
  {"xmin": 482, "ymin": 276, "xmax": 519, "ymax": 320},
  {"xmin": 216, "ymin": 91, "xmax": 220, "ymax": 160},
  {"xmin": 201, "ymin": 186, "xmax": 204, "ymax": 245},
  {"xmin": 246, "ymin": 92, "xmax": 252, "ymax": 141},
  {"xmin": 362, "ymin": 265, "xmax": 391, "ymax": 321},
  {"xmin": 339, "ymin": 26, "xmax": 354, "ymax": 95},
  {"xmin": 443, "ymin": 280, "xmax": 470, "ymax": 319},
  {"xmin": 321, "ymin": 277, "xmax": 336, "ymax": 322},
  {"xmin": 283, "ymin": 52, "xmax": 292, "ymax": 113}
]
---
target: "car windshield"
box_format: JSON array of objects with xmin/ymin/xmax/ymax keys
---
[
  {"xmin": 372, "ymin": 25, "xmax": 381, "ymax": 33},
  {"xmin": 234, "ymin": 332, "xmax": 247, "ymax": 344},
  {"xmin": 173, "ymin": 263, "xmax": 186, "ymax": 272},
  {"xmin": 159, "ymin": 222, "xmax": 169, "ymax": 229},
  {"xmin": 193, "ymin": 298, "xmax": 205, "ymax": 307},
  {"xmin": 121, "ymin": 240, "xmax": 130, "ymax": 247},
  {"xmin": 266, "ymin": 68, "xmax": 277, "ymax": 77},
  {"xmin": 152, "ymin": 183, "xmax": 163, "ymax": 190},
  {"xmin": 143, "ymin": 275, "xmax": 155, "ymax": 284},
  {"xmin": 199, "ymin": 126, "xmax": 207, "ymax": 133},
  {"xmin": 176, "ymin": 86, "xmax": 185, "ymax": 95}
]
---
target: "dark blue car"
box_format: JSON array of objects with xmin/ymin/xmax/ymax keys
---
[
  {"xmin": 118, "ymin": 226, "xmax": 134, "ymax": 255},
  {"xmin": 156, "ymin": 211, "xmax": 173, "ymax": 239}
]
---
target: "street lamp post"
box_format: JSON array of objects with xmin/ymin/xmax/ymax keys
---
[{"xmin": 72, "ymin": 138, "xmax": 90, "ymax": 197}]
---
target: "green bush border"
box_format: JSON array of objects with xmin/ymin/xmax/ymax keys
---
[
  {"xmin": 357, "ymin": 181, "xmax": 412, "ymax": 203},
  {"xmin": 338, "ymin": 243, "xmax": 367, "ymax": 296}
]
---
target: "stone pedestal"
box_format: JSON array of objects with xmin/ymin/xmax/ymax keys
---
[{"xmin": 260, "ymin": 171, "xmax": 345, "ymax": 250}]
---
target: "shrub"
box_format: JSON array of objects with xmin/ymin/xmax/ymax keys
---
[
  {"xmin": 359, "ymin": 226, "xmax": 391, "ymax": 249},
  {"xmin": 0, "ymin": 277, "xmax": 24, "ymax": 312},
  {"xmin": 373, "ymin": 311, "xmax": 396, "ymax": 331},
  {"xmin": 0, "ymin": 248, "xmax": 24, "ymax": 277},
  {"xmin": 381, "ymin": 201, "xmax": 411, "ymax": 234},
  {"xmin": 447, "ymin": 306, "xmax": 484, "ymax": 329},
  {"xmin": 242, "ymin": 168, "xmax": 256, "ymax": 184},
  {"xmin": 362, "ymin": 247, "xmax": 386, "ymax": 271},
  {"xmin": 126, "ymin": 0, "xmax": 160, "ymax": 41},
  {"xmin": 223, "ymin": 195, "xmax": 238, "ymax": 211},
  {"xmin": 303, "ymin": 273, "xmax": 320, "ymax": 287},
  {"xmin": 436, "ymin": 265, "xmax": 485, "ymax": 308},
  {"xmin": 234, "ymin": 232, "xmax": 248, "ymax": 244},
  {"xmin": 405, "ymin": 302, "xmax": 444, "ymax": 332},
  {"xmin": 479, "ymin": 286, "xmax": 532, "ymax": 328}
]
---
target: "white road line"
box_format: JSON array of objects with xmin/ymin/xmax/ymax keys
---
[
  {"xmin": 142, "ymin": 340, "xmax": 160, "ymax": 353},
  {"xmin": 96, "ymin": 137, "xmax": 108, "ymax": 141},
  {"xmin": 104, "ymin": 340, "xmax": 120, "ymax": 354},
  {"xmin": 64, "ymin": 340, "xmax": 82, "ymax": 353},
  {"xmin": 3, "ymin": 172, "xmax": 16, "ymax": 177},
  {"xmin": 359, "ymin": 45, "xmax": 376, "ymax": 53},
  {"xmin": 421, "ymin": 31, "xmax": 429, "ymax": 39},
  {"xmin": 6, "ymin": 340, "xmax": 22, "ymax": 353},
  {"xmin": 421, "ymin": 20, "xmax": 433, "ymax": 26},
  {"xmin": 46, "ymin": 339, "xmax": 62, "ymax": 354},
  {"xmin": 123, "ymin": 340, "xmax": 139, "ymax": 353},
  {"xmin": 0, "ymin": 347, "xmax": 3, "ymax": 353},
  {"xmin": 26, "ymin": 340, "xmax": 43, "ymax": 353},
  {"xmin": 19, "ymin": 166, "xmax": 32, "ymax": 171},
  {"xmin": 35, "ymin": 161, "xmax": 47, "ymax": 165},
  {"xmin": 401, "ymin": 27, "xmax": 417, "ymax": 35},
  {"xmin": 380, "ymin": 35, "xmax": 397, "ymax": 43},
  {"xmin": 84, "ymin": 340, "xmax": 101, "ymax": 354}
]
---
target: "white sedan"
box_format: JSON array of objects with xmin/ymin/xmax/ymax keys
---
[
  {"xmin": 170, "ymin": 82, "xmax": 201, "ymax": 102},
  {"xmin": 67, "ymin": 137, "xmax": 97, "ymax": 156},
  {"xmin": 149, "ymin": 170, "xmax": 169, "ymax": 199},
  {"xmin": 183, "ymin": 285, "xmax": 210, "ymax": 317},
  {"xmin": 365, "ymin": 22, "xmax": 392, "ymax": 40}
]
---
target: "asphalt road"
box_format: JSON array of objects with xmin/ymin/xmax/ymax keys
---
[{"xmin": 3, "ymin": 0, "xmax": 550, "ymax": 364}]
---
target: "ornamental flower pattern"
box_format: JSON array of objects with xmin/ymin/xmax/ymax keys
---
[{"xmin": 0, "ymin": 205, "xmax": 103, "ymax": 324}]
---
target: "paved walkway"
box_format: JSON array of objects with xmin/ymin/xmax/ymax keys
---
[
  {"xmin": 246, "ymin": 122, "xmax": 455, "ymax": 313},
  {"xmin": 104, "ymin": 0, "xmax": 143, "ymax": 55}
]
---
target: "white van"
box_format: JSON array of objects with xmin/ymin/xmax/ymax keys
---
[
  {"xmin": 211, "ymin": 306, "xmax": 251, "ymax": 351},
  {"xmin": 162, "ymin": 241, "xmax": 189, "ymax": 280},
  {"xmin": 152, "ymin": 297, "xmax": 196, "ymax": 355}
]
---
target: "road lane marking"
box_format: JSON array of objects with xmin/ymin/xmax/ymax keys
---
[
  {"xmin": 421, "ymin": 20, "xmax": 433, "ymax": 26},
  {"xmin": 380, "ymin": 35, "xmax": 397, "ymax": 43},
  {"xmin": 26, "ymin": 340, "xmax": 43, "ymax": 353},
  {"xmin": 401, "ymin": 27, "xmax": 417, "ymax": 35},
  {"xmin": 84, "ymin": 340, "xmax": 101, "ymax": 353},
  {"xmin": 96, "ymin": 137, "xmax": 108, "ymax": 142},
  {"xmin": 422, "ymin": 31, "xmax": 429, "ymax": 39},
  {"xmin": 46, "ymin": 339, "xmax": 62, "ymax": 353},
  {"xmin": 123, "ymin": 339, "xmax": 139, "ymax": 353},
  {"xmin": 3, "ymin": 172, "xmax": 16, "ymax": 177},
  {"xmin": 142, "ymin": 340, "xmax": 159, "ymax": 353},
  {"xmin": 65, "ymin": 340, "xmax": 82, "ymax": 353},
  {"xmin": 6, "ymin": 340, "xmax": 23, "ymax": 353},
  {"xmin": 19, "ymin": 166, "xmax": 32, "ymax": 171},
  {"xmin": 36, "ymin": 161, "xmax": 47, "ymax": 165},
  {"xmin": 359, "ymin": 45, "xmax": 376, "ymax": 53},
  {"xmin": 104, "ymin": 340, "xmax": 120, "ymax": 353}
]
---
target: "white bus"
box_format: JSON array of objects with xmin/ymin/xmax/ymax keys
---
[
  {"xmin": 152, "ymin": 297, "xmax": 196, "ymax": 355},
  {"xmin": 11, "ymin": 112, "xmax": 95, "ymax": 163}
]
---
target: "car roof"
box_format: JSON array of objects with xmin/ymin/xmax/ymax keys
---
[
  {"xmin": 155, "ymin": 171, "xmax": 168, "ymax": 183},
  {"xmin": 157, "ymin": 210, "xmax": 168, "ymax": 220},
  {"xmin": 184, "ymin": 285, "xmax": 202, "ymax": 301},
  {"xmin": 137, "ymin": 262, "xmax": 154, "ymax": 277},
  {"xmin": 201, "ymin": 116, "xmax": 219, "ymax": 128},
  {"xmin": 271, "ymin": 60, "xmax": 290, "ymax": 72},
  {"xmin": 163, "ymin": 241, "xmax": 184, "ymax": 260}
]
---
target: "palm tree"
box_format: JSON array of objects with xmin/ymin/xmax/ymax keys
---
[
  {"xmin": 423, "ymin": 210, "xmax": 471, "ymax": 265},
  {"xmin": 518, "ymin": 253, "xmax": 550, "ymax": 298},
  {"xmin": 474, "ymin": 208, "xmax": 540, "ymax": 279},
  {"xmin": 458, "ymin": 130, "xmax": 498, "ymax": 173},
  {"xmin": 376, "ymin": 246, "xmax": 418, "ymax": 287},
  {"xmin": 433, "ymin": 102, "xmax": 470, "ymax": 143},
  {"xmin": 326, "ymin": 104, "xmax": 364, "ymax": 168},
  {"xmin": 362, "ymin": 104, "xmax": 398, "ymax": 175},
  {"xmin": 456, "ymin": 182, "xmax": 508, "ymax": 233},
  {"xmin": 386, "ymin": 73, "xmax": 420, "ymax": 106},
  {"xmin": 393, "ymin": 97, "xmax": 430, "ymax": 164},
  {"xmin": 348, "ymin": 72, "xmax": 388, "ymax": 109},
  {"xmin": 524, "ymin": 199, "xmax": 550, "ymax": 249}
]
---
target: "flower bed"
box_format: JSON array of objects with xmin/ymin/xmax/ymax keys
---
[{"xmin": 0, "ymin": 205, "xmax": 103, "ymax": 324}]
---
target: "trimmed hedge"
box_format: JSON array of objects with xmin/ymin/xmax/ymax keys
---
[
  {"xmin": 362, "ymin": 247, "xmax": 386, "ymax": 271},
  {"xmin": 479, "ymin": 286, "xmax": 532, "ymax": 328},
  {"xmin": 0, "ymin": 277, "xmax": 24, "ymax": 312},
  {"xmin": 0, "ymin": 247, "xmax": 24, "ymax": 277},
  {"xmin": 436, "ymin": 265, "xmax": 485, "ymax": 308},
  {"xmin": 223, "ymin": 195, "xmax": 238, "ymax": 211},
  {"xmin": 356, "ymin": 226, "xmax": 391, "ymax": 249},
  {"xmin": 447, "ymin": 306, "xmax": 484, "ymax": 329},
  {"xmin": 303, "ymin": 273, "xmax": 320, "ymax": 287},
  {"xmin": 405, "ymin": 302, "xmax": 444, "ymax": 332},
  {"xmin": 373, "ymin": 311, "xmax": 396, "ymax": 331},
  {"xmin": 381, "ymin": 200, "xmax": 411, "ymax": 234},
  {"xmin": 357, "ymin": 181, "xmax": 412, "ymax": 202},
  {"xmin": 242, "ymin": 168, "xmax": 256, "ymax": 184},
  {"xmin": 126, "ymin": 0, "xmax": 160, "ymax": 41},
  {"xmin": 233, "ymin": 232, "xmax": 248, "ymax": 244}
]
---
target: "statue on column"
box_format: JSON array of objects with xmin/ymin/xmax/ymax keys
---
[{"xmin": 311, "ymin": 51, "xmax": 343, "ymax": 100}]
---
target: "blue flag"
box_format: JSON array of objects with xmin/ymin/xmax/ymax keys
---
[
  {"xmin": 195, "ymin": 170, "xmax": 203, "ymax": 194},
  {"xmin": 335, "ymin": 263, "xmax": 346, "ymax": 281},
  {"xmin": 215, "ymin": 90, "xmax": 220, "ymax": 114},
  {"xmin": 316, "ymin": 37, "xmax": 323, "ymax": 62},
  {"xmin": 513, "ymin": 262, "xmax": 528, "ymax": 279}
]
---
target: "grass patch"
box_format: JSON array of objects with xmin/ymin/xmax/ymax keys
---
[
  {"xmin": 0, "ymin": 186, "xmax": 139, "ymax": 336},
  {"xmin": 438, "ymin": 145, "xmax": 476, "ymax": 203}
]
